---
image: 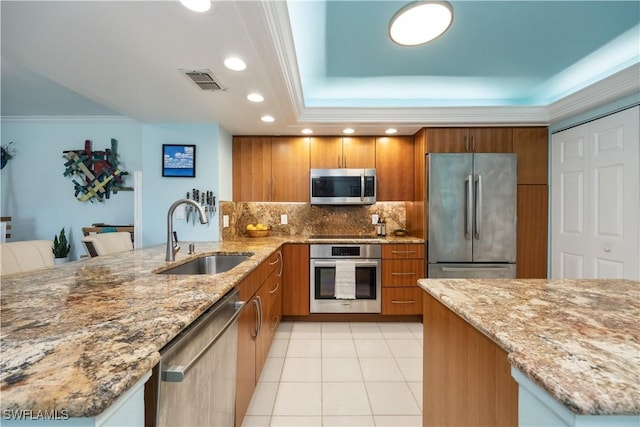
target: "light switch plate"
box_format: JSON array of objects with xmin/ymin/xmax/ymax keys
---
[
  {"xmin": 176, "ymin": 205, "xmax": 185, "ymax": 220},
  {"xmin": 281, "ymin": 214, "xmax": 288, "ymax": 225},
  {"xmin": 371, "ymin": 214, "xmax": 379, "ymax": 224},
  {"xmin": 223, "ymin": 215, "xmax": 229, "ymax": 228}
]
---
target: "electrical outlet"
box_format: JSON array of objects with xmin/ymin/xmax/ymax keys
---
[
  {"xmin": 176, "ymin": 205, "xmax": 185, "ymax": 220},
  {"xmin": 223, "ymin": 215, "xmax": 229, "ymax": 228},
  {"xmin": 281, "ymin": 214, "xmax": 288, "ymax": 225},
  {"xmin": 371, "ymin": 214, "xmax": 379, "ymax": 224}
]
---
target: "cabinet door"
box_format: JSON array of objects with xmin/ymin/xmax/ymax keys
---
[
  {"xmin": 376, "ymin": 136, "xmax": 414, "ymax": 201},
  {"xmin": 425, "ymin": 128, "xmax": 469, "ymax": 153},
  {"xmin": 232, "ymin": 136, "xmax": 271, "ymax": 201},
  {"xmin": 282, "ymin": 244, "xmax": 310, "ymax": 316},
  {"xmin": 513, "ymin": 127, "xmax": 548, "ymax": 184},
  {"xmin": 342, "ymin": 136, "xmax": 375, "ymax": 168},
  {"xmin": 469, "ymin": 127, "xmax": 513, "ymax": 153},
  {"xmin": 517, "ymin": 185, "xmax": 548, "ymax": 278},
  {"xmin": 271, "ymin": 137, "xmax": 310, "ymax": 202},
  {"xmin": 310, "ymin": 136, "xmax": 342, "ymax": 169}
]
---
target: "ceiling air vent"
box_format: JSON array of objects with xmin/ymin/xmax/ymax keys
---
[{"xmin": 183, "ymin": 70, "xmax": 223, "ymax": 91}]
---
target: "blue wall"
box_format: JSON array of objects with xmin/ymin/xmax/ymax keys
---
[{"xmin": 0, "ymin": 118, "xmax": 233, "ymax": 259}]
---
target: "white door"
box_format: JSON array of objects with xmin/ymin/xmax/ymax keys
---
[{"xmin": 552, "ymin": 106, "xmax": 639, "ymax": 279}]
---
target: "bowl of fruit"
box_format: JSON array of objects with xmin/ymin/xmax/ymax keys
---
[{"xmin": 245, "ymin": 223, "xmax": 269, "ymax": 238}]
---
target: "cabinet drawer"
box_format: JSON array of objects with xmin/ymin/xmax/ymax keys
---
[
  {"xmin": 382, "ymin": 244, "xmax": 424, "ymax": 259},
  {"xmin": 382, "ymin": 287, "xmax": 423, "ymax": 315},
  {"xmin": 266, "ymin": 249, "xmax": 283, "ymax": 277},
  {"xmin": 382, "ymin": 259, "xmax": 425, "ymax": 287}
]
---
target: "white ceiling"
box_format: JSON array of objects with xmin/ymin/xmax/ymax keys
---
[{"xmin": 1, "ymin": 1, "xmax": 639, "ymax": 136}]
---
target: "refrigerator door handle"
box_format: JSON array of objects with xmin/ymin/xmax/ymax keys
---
[
  {"xmin": 465, "ymin": 174, "xmax": 473, "ymax": 240},
  {"xmin": 441, "ymin": 266, "xmax": 509, "ymax": 272},
  {"xmin": 474, "ymin": 174, "xmax": 482, "ymax": 240}
]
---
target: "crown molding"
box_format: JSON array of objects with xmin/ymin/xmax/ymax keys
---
[{"xmin": 0, "ymin": 115, "xmax": 133, "ymax": 123}]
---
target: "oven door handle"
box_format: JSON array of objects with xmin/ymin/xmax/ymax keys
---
[{"xmin": 312, "ymin": 260, "xmax": 379, "ymax": 268}]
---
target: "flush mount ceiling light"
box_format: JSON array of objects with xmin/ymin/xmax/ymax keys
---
[
  {"xmin": 385, "ymin": 128, "xmax": 398, "ymax": 134},
  {"xmin": 301, "ymin": 128, "xmax": 313, "ymax": 135},
  {"xmin": 247, "ymin": 93, "xmax": 264, "ymax": 103},
  {"xmin": 342, "ymin": 128, "xmax": 355, "ymax": 134},
  {"xmin": 179, "ymin": 0, "xmax": 211, "ymax": 13},
  {"xmin": 389, "ymin": 1, "xmax": 453, "ymax": 46},
  {"xmin": 224, "ymin": 57, "xmax": 246, "ymax": 71},
  {"xmin": 261, "ymin": 115, "xmax": 275, "ymax": 123}
]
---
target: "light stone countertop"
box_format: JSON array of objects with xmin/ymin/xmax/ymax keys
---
[
  {"xmin": 418, "ymin": 278, "xmax": 640, "ymax": 416},
  {"xmin": 0, "ymin": 235, "xmax": 422, "ymax": 417}
]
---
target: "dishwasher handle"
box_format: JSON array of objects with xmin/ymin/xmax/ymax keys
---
[{"xmin": 162, "ymin": 301, "xmax": 245, "ymax": 383}]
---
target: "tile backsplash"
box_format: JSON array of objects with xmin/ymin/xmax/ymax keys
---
[{"xmin": 220, "ymin": 201, "xmax": 407, "ymax": 239}]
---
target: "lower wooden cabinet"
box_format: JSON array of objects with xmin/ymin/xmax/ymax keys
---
[
  {"xmin": 381, "ymin": 244, "xmax": 424, "ymax": 315},
  {"xmin": 517, "ymin": 185, "xmax": 548, "ymax": 278},
  {"xmin": 282, "ymin": 244, "xmax": 310, "ymax": 316},
  {"xmin": 235, "ymin": 250, "xmax": 283, "ymax": 427}
]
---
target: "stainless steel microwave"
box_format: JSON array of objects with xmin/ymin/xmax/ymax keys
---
[{"xmin": 310, "ymin": 168, "xmax": 376, "ymax": 205}]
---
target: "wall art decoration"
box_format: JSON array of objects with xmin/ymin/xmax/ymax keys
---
[
  {"xmin": 63, "ymin": 139, "xmax": 132, "ymax": 202},
  {"xmin": 162, "ymin": 144, "xmax": 196, "ymax": 177},
  {"xmin": 1, "ymin": 141, "xmax": 16, "ymax": 170}
]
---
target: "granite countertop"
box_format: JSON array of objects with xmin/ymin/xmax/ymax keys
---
[
  {"xmin": 418, "ymin": 278, "xmax": 640, "ymax": 416},
  {"xmin": 0, "ymin": 235, "xmax": 423, "ymax": 417}
]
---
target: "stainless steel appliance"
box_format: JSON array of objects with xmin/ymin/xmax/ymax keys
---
[
  {"xmin": 155, "ymin": 288, "xmax": 244, "ymax": 427},
  {"xmin": 310, "ymin": 244, "xmax": 381, "ymax": 313},
  {"xmin": 310, "ymin": 168, "xmax": 376, "ymax": 205},
  {"xmin": 426, "ymin": 153, "xmax": 517, "ymax": 278}
]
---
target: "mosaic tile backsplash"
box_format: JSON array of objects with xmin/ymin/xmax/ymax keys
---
[{"xmin": 220, "ymin": 201, "xmax": 407, "ymax": 239}]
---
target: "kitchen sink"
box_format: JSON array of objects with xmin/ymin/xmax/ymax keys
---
[{"xmin": 157, "ymin": 254, "xmax": 252, "ymax": 275}]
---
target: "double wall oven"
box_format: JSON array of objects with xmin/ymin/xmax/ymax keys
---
[{"xmin": 309, "ymin": 242, "xmax": 381, "ymax": 313}]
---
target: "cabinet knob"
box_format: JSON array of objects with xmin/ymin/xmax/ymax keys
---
[{"xmin": 603, "ymin": 245, "xmax": 611, "ymax": 253}]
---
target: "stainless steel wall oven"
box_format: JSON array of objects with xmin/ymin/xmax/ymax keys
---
[{"xmin": 309, "ymin": 244, "xmax": 381, "ymax": 313}]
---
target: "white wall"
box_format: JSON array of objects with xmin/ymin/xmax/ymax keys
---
[
  {"xmin": 140, "ymin": 123, "xmax": 221, "ymax": 247},
  {"xmin": 0, "ymin": 118, "xmax": 142, "ymax": 260}
]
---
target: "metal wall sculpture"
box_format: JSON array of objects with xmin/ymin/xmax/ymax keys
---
[{"xmin": 62, "ymin": 139, "xmax": 131, "ymax": 202}]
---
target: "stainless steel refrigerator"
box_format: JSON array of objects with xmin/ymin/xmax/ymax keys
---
[{"xmin": 426, "ymin": 153, "xmax": 517, "ymax": 278}]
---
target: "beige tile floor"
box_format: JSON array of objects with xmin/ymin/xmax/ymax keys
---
[{"xmin": 242, "ymin": 321, "xmax": 423, "ymax": 427}]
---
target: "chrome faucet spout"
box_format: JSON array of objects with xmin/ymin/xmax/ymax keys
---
[{"xmin": 166, "ymin": 199, "xmax": 209, "ymax": 261}]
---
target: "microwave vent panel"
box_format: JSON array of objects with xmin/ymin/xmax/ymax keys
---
[{"xmin": 183, "ymin": 70, "xmax": 223, "ymax": 91}]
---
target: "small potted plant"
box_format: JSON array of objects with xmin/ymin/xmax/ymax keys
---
[{"xmin": 53, "ymin": 227, "xmax": 71, "ymax": 264}]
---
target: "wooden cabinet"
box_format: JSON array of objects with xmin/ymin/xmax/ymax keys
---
[
  {"xmin": 233, "ymin": 136, "xmax": 309, "ymax": 202},
  {"xmin": 517, "ymin": 185, "xmax": 548, "ymax": 278},
  {"xmin": 513, "ymin": 127, "xmax": 548, "ymax": 185},
  {"xmin": 381, "ymin": 244, "xmax": 424, "ymax": 315},
  {"xmin": 425, "ymin": 127, "xmax": 513, "ymax": 153},
  {"xmin": 235, "ymin": 249, "xmax": 282, "ymax": 427},
  {"xmin": 232, "ymin": 136, "xmax": 271, "ymax": 202},
  {"xmin": 375, "ymin": 136, "xmax": 414, "ymax": 201},
  {"xmin": 282, "ymin": 244, "xmax": 310, "ymax": 316},
  {"xmin": 310, "ymin": 136, "xmax": 375, "ymax": 168},
  {"xmin": 423, "ymin": 293, "xmax": 518, "ymax": 426}
]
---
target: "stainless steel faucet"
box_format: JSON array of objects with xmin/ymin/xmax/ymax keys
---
[{"xmin": 166, "ymin": 199, "xmax": 209, "ymax": 261}]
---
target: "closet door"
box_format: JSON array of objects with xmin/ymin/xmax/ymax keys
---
[{"xmin": 551, "ymin": 106, "xmax": 639, "ymax": 279}]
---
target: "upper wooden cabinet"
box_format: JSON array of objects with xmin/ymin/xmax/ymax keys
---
[
  {"xmin": 233, "ymin": 136, "xmax": 309, "ymax": 202},
  {"xmin": 310, "ymin": 136, "xmax": 375, "ymax": 168},
  {"xmin": 375, "ymin": 136, "xmax": 414, "ymax": 201},
  {"xmin": 513, "ymin": 127, "xmax": 548, "ymax": 184},
  {"xmin": 425, "ymin": 127, "xmax": 513, "ymax": 153}
]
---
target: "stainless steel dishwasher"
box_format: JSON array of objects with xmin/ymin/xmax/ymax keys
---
[{"xmin": 155, "ymin": 288, "xmax": 244, "ymax": 427}]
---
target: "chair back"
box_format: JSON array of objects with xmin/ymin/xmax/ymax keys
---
[
  {"xmin": 0, "ymin": 240, "xmax": 55, "ymax": 275},
  {"xmin": 82, "ymin": 232, "xmax": 133, "ymax": 257}
]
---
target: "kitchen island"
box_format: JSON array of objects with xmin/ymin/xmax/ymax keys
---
[
  {"xmin": 0, "ymin": 235, "xmax": 422, "ymax": 425},
  {"xmin": 418, "ymin": 278, "xmax": 640, "ymax": 427}
]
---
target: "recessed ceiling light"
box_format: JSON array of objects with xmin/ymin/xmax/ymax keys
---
[
  {"xmin": 261, "ymin": 115, "xmax": 275, "ymax": 123},
  {"xmin": 224, "ymin": 57, "xmax": 246, "ymax": 71},
  {"xmin": 389, "ymin": 1, "xmax": 453, "ymax": 46},
  {"xmin": 179, "ymin": 0, "xmax": 211, "ymax": 13},
  {"xmin": 301, "ymin": 128, "xmax": 313, "ymax": 135},
  {"xmin": 247, "ymin": 93, "xmax": 264, "ymax": 103},
  {"xmin": 385, "ymin": 128, "xmax": 398, "ymax": 134},
  {"xmin": 343, "ymin": 128, "xmax": 355, "ymax": 134}
]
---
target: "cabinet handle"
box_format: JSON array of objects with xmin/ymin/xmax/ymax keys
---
[
  {"xmin": 391, "ymin": 250, "xmax": 417, "ymax": 255},
  {"xmin": 269, "ymin": 256, "xmax": 280, "ymax": 267},
  {"xmin": 277, "ymin": 250, "xmax": 283, "ymax": 276},
  {"xmin": 391, "ymin": 272, "xmax": 416, "ymax": 276},
  {"xmin": 391, "ymin": 300, "xmax": 416, "ymax": 304},
  {"xmin": 251, "ymin": 298, "xmax": 260, "ymax": 339},
  {"xmin": 338, "ymin": 155, "xmax": 341, "ymax": 168},
  {"xmin": 270, "ymin": 315, "xmax": 280, "ymax": 331},
  {"xmin": 471, "ymin": 135, "xmax": 476, "ymax": 151},
  {"xmin": 256, "ymin": 296, "xmax": 263, "ymax": 336},
  {"xmin": 270, "ymin": 281, "xmax": 280, "ymax": 294},
  {"xmin": 464, "ymin": 136, "xmax": 469, "ymax": 152}
]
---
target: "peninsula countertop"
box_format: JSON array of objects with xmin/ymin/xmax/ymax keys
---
[
  {"xmin": 0, "ymin": 235, "xmax": 422, "ymax": 417},
  {"xmin": 418, "ymin": 278, "xmax": 640, "ymax": 416}
]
